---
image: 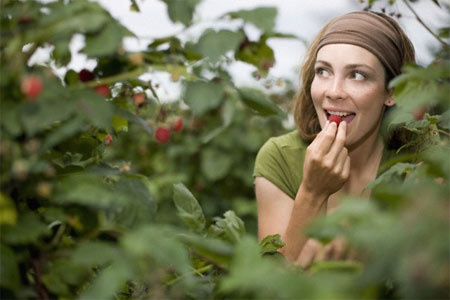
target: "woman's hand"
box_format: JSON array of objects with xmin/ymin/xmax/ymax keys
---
[
  {"xmin": 301, "ymin": 121, "xmax": 350, "ymax": 199},
  {"xmin": 297, "ymin": 237, "xmax": 355, "ymax": 268}
]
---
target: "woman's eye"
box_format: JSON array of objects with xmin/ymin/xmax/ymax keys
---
[
  {"xmin": 315, "ymin": 68, "xmax": 330, "ymax": 77},
  {"xmin": 352, "ymin": 71, "xmax": 366, "ymax": 80}
]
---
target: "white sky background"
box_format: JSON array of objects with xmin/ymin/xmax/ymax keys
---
[{"xmin": 34, "ymin": 0, "xmax": 449, "ymax": 101}]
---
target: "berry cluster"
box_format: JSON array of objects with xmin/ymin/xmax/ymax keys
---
[{"xmin": 154, "ymin": 117, "xmax": 183, "ymax": 144}]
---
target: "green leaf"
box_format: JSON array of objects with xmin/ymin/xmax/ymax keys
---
[
  {"xmin": 21, "ymin": 92, "xmax": 77, "ymax": 137},
  {"xmin": 42, "ymin": 259, "xmax": 87, "ymax": 297},
  {"xmin": 75, "ymin": 90, "xmax": 114, "ymax": 131},
  {"xmin": 80, "ymin": 261, "xmax": 133, "ymax": 300},
  {"xmin": 112, "ymin": 114, "xmax": 128, "ymax": 133},
  {"xmin": 83, "ymin": 22, "xmax": 127, "ymax": 57},
  {"xmin": 309, "ymin": 260, "xmax": 363, "ymax": 275},
  {"xmin": 113, "ymin": 175, "xmax": 157, "ymax": 227},
  {"xmin": 193, "ymin": 29, "xmax": 245, "ymax": 62},
  {"xmin": 178, "ymin": 233, "xmax": 233, "ymax": 267},
  {"xmin": 162, "ymin": 0, "xmax": 200, "ymax": 26},
  {"xmin": 227, "ymin": 7, "xmax": 277, "ymax": 33},
  {"xmin": 53, "ymin": 173, "xmax": 127, "ymax": 208},
  {"xmin": 367, "ymin": 162, "xmax": 419, "ymax": 189},
  {"xmin": 235, "ymin": 36, "xmax": 275, "ymax": 75},
  {"xmin": 183, "ymin": 81, "xmax": 225, "ymax": 116},
  {"xmin": 121, "ymin": 225, "xmax": 192, "ymax": 278},
  {"xmin": 259, "ymin": 234, "xmax": 285, "ymax": 255},
  {"xmin": 72, "ymin": 241, "xmax": 122, "ymax": 266},
  {"xmin": 0, "ymin": 102, "xmax": 22, "ymax": 137},
  {"xmin": 0, "ymin": 193, "xmax": 17, "ymax": 225},
  {"xmin": 0, "ymin": 211, "xmax": 50, "ymax": 245},
  {"xmin": 40, "ymin": 117, "xmax": 85, "ymax": 153},
  {"xmin": 201, "ymin": 147, "xmax": 233, "ymax": 181},
  {"xmin": 238, "ymin": 87, "xmax": 286, "ymax": 117},
  {"xmin": 0, "ymin": 244, "xmax": 20, "ymax": 291},
  {"xmin": 438, "ymin": 109, "xmax": 450, "ymax": 130},
  {"xmin": 209, "ymin": 210, "xmax": 245, "ymax": 244},
  {"xmin": 173, "ymin": 183, "xmax": 206, "ymax": 233}
]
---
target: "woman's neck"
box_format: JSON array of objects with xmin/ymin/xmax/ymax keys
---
[{"xmin": 348, "ymin": 134, "xmax": 385, "ymax": 174}]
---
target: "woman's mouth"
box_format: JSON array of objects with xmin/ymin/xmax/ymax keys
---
[{"xmin": 325, "ymin": 110, "xmax": 356, "ymax": 124}]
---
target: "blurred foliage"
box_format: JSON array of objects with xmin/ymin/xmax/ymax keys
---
[{"xmin": 0, "ymin": 0, "xmax": 449, "ymax": 299}]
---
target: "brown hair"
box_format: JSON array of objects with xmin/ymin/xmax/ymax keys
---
[{"xmin": 293, "ymin": 11, "xmax": 415, "ymax": 144}]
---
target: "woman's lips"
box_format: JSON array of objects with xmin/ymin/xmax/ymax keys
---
[{"xmin": 325, "ymin": 110, "xmax": 356, "ymax": 124}]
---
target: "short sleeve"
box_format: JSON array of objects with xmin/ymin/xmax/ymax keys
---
[{"xmin": 253, "ymin": 138, "xmax": 296, "ymax": 199}]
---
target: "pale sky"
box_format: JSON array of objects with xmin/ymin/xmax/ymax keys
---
[{"xmin": 32, "ymin": 0, "xmax": 449, "ymax": 101}]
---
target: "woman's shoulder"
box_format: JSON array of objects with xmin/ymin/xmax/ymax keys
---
[{"xmin": 263, "ymin": 129, "xmax": 307, "ymax": 151}]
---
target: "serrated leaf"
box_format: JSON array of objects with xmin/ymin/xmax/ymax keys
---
[
  {"xmin": 259, "ymin": 234, "xmax": 285, "ymax": 255},
  {"xmin": 193, "ymin": 29, "xmax": 245, "ymax": 62},
  {"xmin": 173, "ymin": 183, "xmax": 206, "ymax": 233},
  {"xmin": 227, "ymin": 7, "xmax": 277, "ymax": 33},
  {"xmin": 209, "ymin": 210, "xmax": 245, "ymax": 244},
  {"xmin": 183, "ymin": 81, "xmax": 225, "ymax": 116},
  {"xmin": 238, "ymin": 87, "xmax": 286, "ymax": 117}
]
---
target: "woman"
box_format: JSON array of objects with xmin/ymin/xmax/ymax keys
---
[{"xmin": 253, "ymin": 11, "xmax": 415, "ymax": 266}]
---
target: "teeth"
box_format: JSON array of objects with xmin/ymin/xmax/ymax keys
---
[{"xmin": 327, "ymin": 110, "xmax": 352, "ymax": 117}]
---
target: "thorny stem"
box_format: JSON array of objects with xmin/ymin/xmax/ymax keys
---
[
  {"xmin": 402, "ymin": 0, "xmax": 449, "ymax": 48},
  {"xmin": 31, "ymin": 253, "xmax": 49, "ymax": 300}
]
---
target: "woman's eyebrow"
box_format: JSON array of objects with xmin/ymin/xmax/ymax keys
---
[
  {"xmin": 314, "ymin": 60, "xmax": 331, "ymax": 67},
  {"xmin": 345, "ymin": 64, "xmax": 375, "ymax": 72}
]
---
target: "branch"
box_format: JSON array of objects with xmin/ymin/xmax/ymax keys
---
[
  {"xmin": 31, "ymin": 252, "xmax": 49, "ymax": 300},
  {"xmin": 402, "ymin": 0, "xmax": 449, "ymax": 48}
]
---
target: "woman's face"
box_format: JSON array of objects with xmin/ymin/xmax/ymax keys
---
[{"xmin": 310, "ymin": 43, "xmax": 394, "ymax": 148}]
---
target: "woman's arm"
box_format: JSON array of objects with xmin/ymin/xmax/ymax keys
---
[
  {"xmin": 256, "ymin": 121, "xmax": 350, "ymax": 262},
  {"xmin": 255, "ymin": 177, "xmax": 327, "ymax": 261}
]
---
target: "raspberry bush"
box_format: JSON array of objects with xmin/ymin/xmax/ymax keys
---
[{"xmin": 0, "ymin": 0, "xmax": 449, "ymax": 299}]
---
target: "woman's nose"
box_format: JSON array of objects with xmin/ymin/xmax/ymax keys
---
[{"xmin": 325, "ymin": 77, "xmax": 347, "ymax": 100}]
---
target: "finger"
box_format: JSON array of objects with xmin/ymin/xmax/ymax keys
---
[
  {"xmin": 341, "ymin": 156, "xmax": 351, "ymax": 179},
  {"xmin": 298, "ymin": 239, "xmax": 321, "ymax": 268},
  {"xmin": 322, "ymin": 242, "xmax": 335, "ymax": 260},
  {"xmin": 331, "ymin": 237, "xmax": 347, "ymax": 260},
  {"xmin": 325, "ymin": 121, "xmax": 347, "ymax": 161},
  {"xmin": 315, "ymin": 121, "xmax": 338, "ymax": 155},
  {"xmin": 333, "ymin": 147, "xmax": 348, "ymax": 174}
]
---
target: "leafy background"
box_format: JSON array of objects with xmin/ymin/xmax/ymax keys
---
[{"xmin": 0, "ymin": 0, "xmax": 449, "ymax": 299}]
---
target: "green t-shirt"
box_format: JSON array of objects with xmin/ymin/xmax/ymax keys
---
[
  {"xmin": 253, "ymin": 130, "xmax": 307, "ymax": 199},
  {"xmin": 253, "ymin": 130, "xmax": 394, "ymax": 200}
]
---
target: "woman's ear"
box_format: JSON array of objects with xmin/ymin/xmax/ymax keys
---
[{"xmin": 384, "ymin": 91, "xmax": 395, "ymax": 107}]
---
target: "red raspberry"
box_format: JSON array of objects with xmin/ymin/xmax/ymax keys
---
[
  {"xmin": 155, "ymin": 126, "xmax": 171, "ymax": 144},
  {"xmin": 413, "ymin": 106, "xmax": 427, "ymax": 120},
  {"xmin": 95, "ymin": 85, "xmax": 110, "ymax": 97},
  {"xmin": 104, "ymin": 134, "xmax": 113, "ymax": 146},
  {"xmin": 329, "ymin": 115, "xmax": 342, "ymax": 125},
  {"xmin": 21, "ymin": 76, "xmax": 43, "ymax": 100},
  {"xmin": 78, "ymin": 69, "xmax": 95, "ymax": 82},
  {"xmin": 171, "ymin": 117, "xmax": 183, "ymax": 132},
  {"xmin": 133, "ymin": 93, "xmax": 145, "ymax": 106}
]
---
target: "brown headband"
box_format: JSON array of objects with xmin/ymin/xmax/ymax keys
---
[{"xmin": 317, "ymin": 11, "xmax": 404, "ymax": 77}]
